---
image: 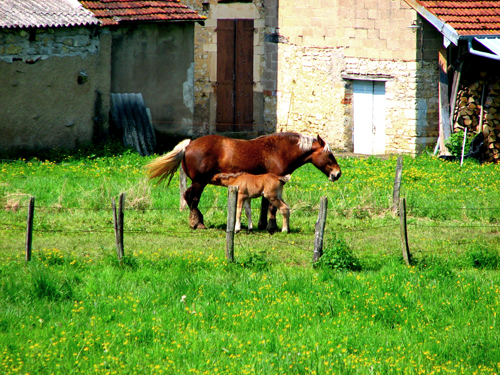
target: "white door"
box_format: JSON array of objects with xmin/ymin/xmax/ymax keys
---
[{"xmin": 353, "ymin": 80, "xmax": 386, "ymax": 154}]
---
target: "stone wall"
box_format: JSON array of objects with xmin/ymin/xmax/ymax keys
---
[
  {"xmin": 268, "ymin": 45, "xmax": 351, "ymax": 149},
  {"xmin": 263, "ymin": 0, "xmax": 443, "ymax": 153},
  {"xmin": 188, "ymin": 0, "xmax": 443, "ymax": 153},
  {"xmin": 0, "ymin": 26, "xmax": 100, "ymax": 63}
]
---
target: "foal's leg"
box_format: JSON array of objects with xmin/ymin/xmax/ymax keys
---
[
  {"xmin": 244, "ymin": 199, "xmax": 253, "ymax": 232},
  {"xmin": 278, "ymin": 201, "xmax": 290, "ymax": 233},
  {"xmin": 268, "ymin": 197, "xmax": 290, "ymax": 233},
  {"xmin": 234, "ymin": 195, "xmax": 246, "ymax": 233},
  {"xmin": 184, "ymin": 182, "xmax": 206, "ymax": 229}
]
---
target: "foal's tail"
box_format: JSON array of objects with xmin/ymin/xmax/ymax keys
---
[{"xmin": 145, "ymin": 139, "xmax": 191, "ymax": 185}]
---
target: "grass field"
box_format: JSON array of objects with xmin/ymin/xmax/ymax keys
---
[{"xmin": 1, "ymin": 147, "xmax": 500, "ymax": 374}]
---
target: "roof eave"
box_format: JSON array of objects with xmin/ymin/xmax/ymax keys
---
[{"xmin": 403, "ymin": 0, "xmax": 460, "ymax": 46}]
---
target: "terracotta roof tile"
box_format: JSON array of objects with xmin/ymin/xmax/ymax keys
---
[
  {"xmin": 80, "ymin": 0, "xmax": 205, "ymax": 25},
  {"xmin": 413, "ymin": 0, "xmax": 500, "ymax": 35}
]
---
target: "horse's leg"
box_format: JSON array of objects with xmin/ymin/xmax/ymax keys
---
[
  {"xmin": 267, "ymin": 203, "xmax": 279, "ymax": 234},
  {"xmin": 244, "ymin": 199, "xmax": 253, "ymax": 232},
  {"xmin": 258, "ymin": 197, "xmax": 269, "ymax": 230},
  {"xmin": 266, "ymin": 196, "xmax": 284, "ymax": 233},
  {"xmin": 184, "ymin": 182, "xmax": 206, "ymax": 229}
]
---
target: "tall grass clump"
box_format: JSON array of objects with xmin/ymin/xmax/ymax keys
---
[
  {"xmin": 314, "ymin": 235, "xmax": 361, "ymax": 271},
  {"xmin": 467, "ymin": 242, "xmax": 500, "ymax": 269}
]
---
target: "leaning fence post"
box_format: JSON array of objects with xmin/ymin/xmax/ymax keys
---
[
  {"xmin": 225, "ymin": 185, "xmax": 238, "ymax": 263},
  {"xmin": 112, "ymin": 193, "xmax": 125, "ymax": 262},
  {"xmin": 313, "ymin": 196, "xmax": 328, "ymax": 264},
  {"xmin": 180, "ymin": 165, "xmax": 187, "ymax": 211},
  {"xmin": 392, "ymin": 156, "xmax": 403, "ymax": 214},
  {"xmin": 25, "ymin": 196, "xmax": 35, "ymax": 262},
  {"xmin": 399, "ymin": 197, "xmax": 411, "ymax": 266}
]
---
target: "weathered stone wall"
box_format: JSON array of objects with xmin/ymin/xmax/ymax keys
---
[
  {"xmin": 0, "ymin": 26, "xmax": 100, "ymax": 63},
  {"xmin": 0, "ymin": 26, "xmax": 111, "ymax": 152},
  {"xmin": 262, "ymin": 0, "xmax": 443, "ymax": 153},
  {"xmin": 189, "ymin": 0, "xmax": 443, "ymax": 153},
  {"xmin": 267, "ymin": 45, "xmax": 351, "ymax": 150}
]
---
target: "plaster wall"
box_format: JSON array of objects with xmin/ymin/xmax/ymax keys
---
[
  {"xmin": 0, "ymin": 26, "xmax": 111, "ymax": 152},
  {"xmin": 110, "ymin": 23, "xmax": 195, "ymax": 138}
]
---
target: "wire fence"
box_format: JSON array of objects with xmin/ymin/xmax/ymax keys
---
[
  {"xmin": 2, "ymin": 154, "xmax": 500, "ymax": 264},
  {"xmin": 2, "ymin": 197, "xmax": 499, "ymax": 264}
]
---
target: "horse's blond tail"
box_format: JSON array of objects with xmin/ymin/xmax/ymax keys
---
[{"xmin": 145, "ymin": 139, "xmax": 191, "ymax": 185}]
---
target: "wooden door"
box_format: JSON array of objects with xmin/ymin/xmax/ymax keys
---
[
  {"xmin": 216, "ymin": 19, "xmax": 254, "ymax": 132},
  {"xmin": 353, "ymin": 80, "xmax": 386, "ymax": 154}
]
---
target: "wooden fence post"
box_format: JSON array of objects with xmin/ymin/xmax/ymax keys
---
[
  {"xmin": 399, "ymin": 197, "xmax": 411, "ymax": 266},
  {"xmin": 25, "ymin": 196, "xmax": 35, "ymax": 262},
  {"xmin": 225, "ymin": 186, "xmax": 238, "ymax": 263},
  {"xmin": 313, "ymin": 196, "xmax": 328, "ymax": 264},
  {"xmin": 392, "ymin": 156, "xmax": 403, "ymax": 214},
  {"xmin": 112, "ymin": 193, "xmax": 125, "ymax": 262},
  {"xmin": 180, "ymin": 165, "xmax": 187, "ymax": 211}
]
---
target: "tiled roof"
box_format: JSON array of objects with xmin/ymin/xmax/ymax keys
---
[
  {"xmin": 412, "ymin": 1, "xmax": 500, "ymax": 36},
  {"xmin": 0, "ymin": 0, "xmax": 100, "ymax": 28},
  {"xmin": 80, "ymin": 0, "xmax": 206, "ymax": 25}
]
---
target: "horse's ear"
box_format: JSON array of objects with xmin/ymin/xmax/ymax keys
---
[{"xmin": 317, "ymin": 135, "xmax": 326, "ymax": 147}]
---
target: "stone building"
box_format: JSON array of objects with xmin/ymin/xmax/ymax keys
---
[
  {"xmin": 0, "ymin": 0, "xmax": 204, "ymax": 153},
  {"xmin": 188, "ymin": 0, "xmax": 500, "ymax": 155}
]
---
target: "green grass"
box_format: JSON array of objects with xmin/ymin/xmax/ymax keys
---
[{"xmin": 1, "ymin": 147, "xmax": 500, "ymax": 374}]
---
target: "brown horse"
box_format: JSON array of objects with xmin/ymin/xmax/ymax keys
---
[
  {"xmin": 211, "ymin": 172, "xmax": 291, "ymax": 233},
  {"xmin": 146, "ymin": 132, "xmax": 341, "ymax": 231}
]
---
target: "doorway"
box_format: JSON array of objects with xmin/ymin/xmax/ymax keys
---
[
  {"xmin": 216, "ymin": 19, "xmax": 254, "ymax": 132},
  {"xmin": 353, "ymin": 80, "xmax": 386, "ymax": 154}
]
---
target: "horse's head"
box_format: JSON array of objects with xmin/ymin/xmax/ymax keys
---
[{"xmin": 311, "ymin": 135, "xmax": 342, "ymax": 182}]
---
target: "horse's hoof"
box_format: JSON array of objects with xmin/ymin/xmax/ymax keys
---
[
  {"xmin": 196, "ymin": 223, "xmax": 206, "ymax": 229},
  {"xmin": 266, "ymin": 226, "xmax": 279, "ymax": 234}
]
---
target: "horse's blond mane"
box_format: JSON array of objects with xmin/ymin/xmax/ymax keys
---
[
  {"xmin": 256, "ymin": 132, "xmax": 331, "ymax": 153},
  {"xmin": 297, "ymin": 134, "xmax": 332, "ymax": 153}
]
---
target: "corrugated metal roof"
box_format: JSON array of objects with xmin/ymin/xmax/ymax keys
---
[
  {"xmin": 0, "ymin": 0, "xmax": 100, "ymax": 28},
  {"xmin": 80, "ymin": 0, "xmax": 206, "ymax": 25},
  {"xmin": 410, "ymin": 1, "xmax": 500, "ymax": 36}
]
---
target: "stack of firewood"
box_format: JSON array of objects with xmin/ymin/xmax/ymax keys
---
[{"xmin": 452, "ymin": 76, "xmax": 500, "ymax": 162}]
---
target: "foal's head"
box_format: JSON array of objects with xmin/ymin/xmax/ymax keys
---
[{"xmin": 309, "ymin": 135, "xmax": 342, "ymax": 182}]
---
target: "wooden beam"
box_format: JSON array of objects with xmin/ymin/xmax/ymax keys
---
[{"xmin": 439, "ymin": 46, "xmax": 452, "ymax": 155}]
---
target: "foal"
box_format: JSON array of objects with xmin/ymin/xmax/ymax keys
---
[{"xmin": 211, "ymin": 172, "xmax": 291, "ymax": 233}]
